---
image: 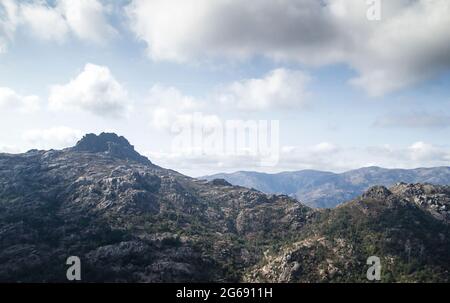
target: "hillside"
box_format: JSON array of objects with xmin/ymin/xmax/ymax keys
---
[
  {"xmin": 0, "ymin": 133, "xmax": 311, "ymax": 282},
  {"xmin": 245, "ymin": 183, "xmax": 449, "ymax": 282}
]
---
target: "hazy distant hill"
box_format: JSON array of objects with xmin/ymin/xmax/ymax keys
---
[{"xmin": 202, "ymin": 167, "xmax": 450, "ymax": 208}]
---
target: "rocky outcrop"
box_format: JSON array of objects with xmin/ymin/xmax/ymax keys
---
[
  {"xmin": 390, "ymin": 183, "xmax": 449, "ymax": 223},
  {"xmin": 71, "ymin": 133, "xmax": 152, "ymax": 165},
  {"xmin": 361, "ymin": 185, "xmax": 393, "ymax": 200},
  {"xmin": 209, "ymin": 178, "xmax": 233, "ymax": 187}
]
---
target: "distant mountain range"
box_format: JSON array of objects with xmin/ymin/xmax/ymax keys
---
[{"xmin": 201, "ymin": 167, "xmax": 450, "ymax": 208}]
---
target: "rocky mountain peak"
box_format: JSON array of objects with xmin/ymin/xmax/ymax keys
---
[
  {"xmin": 209, "ymin": 178, "xmax": 233, "ymax": 186},
  {"xmin": 73, "ymin": 133, "xmax": 131, "ymax": 152},
  {"xmin": 71, "ymin": 132, "xmax": 152, "ymax": 165},
  {"xmin": 361, "ymin": 185, "xmax": 392, "ymax": 200}
]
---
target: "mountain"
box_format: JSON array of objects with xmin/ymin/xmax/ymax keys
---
[
  {"xmin": 245, "ymin": 183, "xmax": 450, "ymax": 282},
  {"xmin": 0, "ymin": 133, "xmax": 311, "ymax": 282},
  {"xmin": 0, "ymin": 133, "xmax": 449, "ymax": 282},
  {"xmin": 202, "ymin": 167, "xmax": 450, "ymax": 208}
]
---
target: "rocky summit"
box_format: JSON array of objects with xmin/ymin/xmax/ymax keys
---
[
  {"xmin": 71, "ymin": 133, "xmax": 152, "ymax": 165},
  {"xmin": 0, "ymin": 133, "xmax": 449, "ymax": 282}
]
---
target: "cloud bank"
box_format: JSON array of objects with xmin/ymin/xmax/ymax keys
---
[
  {"xmin": 0, "ymin": 87, "xmax": 40, "ymax": 112},
  {"xmin": 149, "ymin": 141, "xmax": 450, "ymax": 176},
  {"xmin": 126, "ymin": 0, "xmax": 450, "ymax": 96},
  {"xmin": 217, "ymin": 69, "xmax": 310, "ymax": 111},
  {"xmin": 22, "ymin": 126, "xmax": 83, "ymax": 150}
]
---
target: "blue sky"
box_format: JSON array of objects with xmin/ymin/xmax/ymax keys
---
[{"xmin": 1, "ymin": 0, "xmax": 450, "ymax": 176}]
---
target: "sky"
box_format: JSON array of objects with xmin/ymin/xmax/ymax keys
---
[{"xmin": 0, "ymin": 0, "xmax": 450, "ymax": 177}]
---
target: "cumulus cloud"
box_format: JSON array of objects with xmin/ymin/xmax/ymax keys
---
[
  {"xmin": 147, "ymin": 84, "xmax": 205, "ymax": 130},
  {"xmin": 22, "ymin": 126, "xmax": 83, "ymax": 150},
  {"xmin": 146, "ymin": 68, "xmax": 310, "ymax": 125},
  {"xmin": 49, "ymin": 63, "xmax": 129, "ymax": 118},
  {"xmin": 216, "ymin": 68, "xmax": 310, "ymax": 111},
  {"xmin": 56, "ymin": 0, "xmax": 117, "ymax": 44},
  {"xmin": 311, "ymin": 142, "xmax": 338, "ymax": 153},
  {"xmin": 347, "ymin": 0, "xmax": 450, "ymax": 96},
  {"xmin": 408, "ymin": 141, "xmax": 449, "ymax": 162},
  {"xmin": 0, "ymin": 0, "xmax": 116, "ymax": 49},
  {"xmin": 126, "ymin": 0, "xmax": 340, "ymax": 63},
  {"xmin": 21, "ymin": 1, "xmax": 69, "ymax": 42},
  {"xmin": 0, "ymin": 87, "xmax": 40, "ymax": 112},
  {"xmin": 126, "ymin": 0, "xmax": 450, "ymax": 96}
]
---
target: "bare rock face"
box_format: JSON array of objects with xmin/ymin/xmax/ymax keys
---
[
  {"xmin": 0, "ymin": 133, "xmax": 449, "ymax": 282},
  {"xmin": 362, "ymin": 186, "xmax": 393, "ymax": 200},
  {"xmin": 390, "ymin": 183, "xmax": 450, "ymax": 223},
  {"xmin": 71, "ymin": 133, "xmax": 152, "ymax": 165},
  {"xmin": 209, "ymin": 178, "xmax": 233, "ymax": 187}
]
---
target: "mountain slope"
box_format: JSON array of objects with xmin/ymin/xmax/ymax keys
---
[
  {"xmin": 0, "ymin": 133, "xmax": 448, "ymax": 282},
  {"xmin": 202, "ymin": 167, "xmax": 450, "ymax": 208},
  {"xmin": 245, "ymin": 184, "xmax": 450, "ymax": 282},
  {"xmin": 0, "ymin": 133, "xmax": 311, "ymax": 282}
]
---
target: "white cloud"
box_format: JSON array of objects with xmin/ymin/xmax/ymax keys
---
[
  {"xmin": 126, "ymin": 0, "xmax": 339, "ymax": 63},
  {"xmin": 0, "ymin": 87, "xmax": 40, "ymax": 112},
  {"xmin": 311, "ymin": 142, "xmax": 338, "ymax": 153},
  {"xmin": 0, "ymin": 39, "xmax": 6, "ymax": 53},
  {"xmin": 49, "ymin": 63, "xmax": 129, "ymax": 118},
  {"xmin": 147, "ymin": 84, "xmax": 204, "ymax": 130},
  {"xmin": 22, "ymin": 126, "xmax": 83, "ymax": 150},
  {"xmin": 0, "ymin": 0, "xmax": 116, "ymax": 50},
  {"xmin": 0, "ymin": 0, "xmax": 20, "ymax": 53},
  {"xmin": 126, "ymin": 0, "xmax": 450, "ymax": 96},
  {"xmin": 365, "ymin": 143, "xmax": 450, "ymax": 169},
  {"xmin": 147, "ymin": 142, "xmax": 344, "ymax": 176},
  {"xmin": 0, "ymin": 144, "xmax": 21, "ymax": 154},
  {"xmin": 56, "ymin": 0, "xmax": 117, "ymax": 44},
  {"xmin": 216, "ymin": 68, "xmax": 310, "ymax": 111},
  {"xmin": 146, "ymin": 68, "xmax": 310, "ymax": 123},
  {"xmin": 347, "ymin": 0, "xmax": 450, "ymax": 96},
  {"xmin": 408, "ymin": 142, "xmax": 448, "ymax": 162},
  {"xmin": 148, "ymin": 141, "xmax": 450, "ymax": 176},
  {"xmin": 148, "ymin": 84, "xmax": 201, "ymax": 112},
  {"xmin": 21, "ymin": 2, "xmax": 69, "ymax": 42}
]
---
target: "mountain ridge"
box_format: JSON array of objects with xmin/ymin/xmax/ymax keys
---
[{"xmin": 201, "ymin": 166, "xmax": 450, "ymax": 208}]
